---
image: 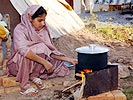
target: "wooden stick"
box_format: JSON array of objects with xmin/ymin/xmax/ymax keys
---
[
  {"xmin": 75, "ymin": 73, "xmax": 82, "ymax": 77},
  {"xmin": 62, "ymin": 80, "xmax": 82, "ymax": 92}
]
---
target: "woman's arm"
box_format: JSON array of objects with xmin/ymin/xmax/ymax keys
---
[
  {"xmin": 26, "ymin": 50, "xmax": 54, "ymax": 74},
  {"xmin": 51, "ymin": 54, "xmax": 78, "ymax": 65}
]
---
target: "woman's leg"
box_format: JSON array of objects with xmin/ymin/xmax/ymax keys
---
[
  {"xmin": 16, "ymin": 58, "xmax": 31, "ymax": 90},
  {"xmin": 16, "ymin": 58, "xmax": 39, "ymax": 96},
  {"xmin": 7, "ymin": 59, "xmax": 38, "ymax": 96},
  {"xmin": 29, "ymin": 63, "xmax": 43, "ymax": 80}
]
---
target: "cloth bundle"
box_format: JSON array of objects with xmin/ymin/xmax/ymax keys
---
[{"xmin": 0, "ymin": 25, "xmax": 6, "ymax": 39}]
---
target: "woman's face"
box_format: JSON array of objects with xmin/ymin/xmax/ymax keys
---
[{"xmin": 30, "ymin": 14, "xmax": 46, "ymax": 31}]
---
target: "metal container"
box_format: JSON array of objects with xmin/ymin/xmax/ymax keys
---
[{"xmin": 75, "ymin": 44, "xmax": 110, "ymax": 71}]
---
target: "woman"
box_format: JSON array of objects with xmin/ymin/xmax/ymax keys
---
[{"xmin": 6, "ymin": 5, "xmax": 78, "ymax": 96}]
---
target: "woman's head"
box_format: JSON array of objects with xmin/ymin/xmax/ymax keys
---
[
  {"xmin": 31, "ymin": 6, "xmax": 47, "ymax": 19},
  {"xmin": 29, "ymin": 6, "xmax": 47, "ymax": 31},
  {"xmin": 21, "ymin": 5, "xmax": 47, "ymax": 31}
]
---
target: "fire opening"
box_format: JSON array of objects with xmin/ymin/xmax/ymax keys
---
[{"xmin": 80, "ymin": 69, "xmax": 92, "ymax": 81}]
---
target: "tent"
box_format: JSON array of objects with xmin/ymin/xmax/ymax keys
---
[{"xmin": 1, "ymin": 0, "xmax": 85, "ymax": 38}]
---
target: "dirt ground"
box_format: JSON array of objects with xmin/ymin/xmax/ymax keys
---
[{"xmin": 0, "ymin": 11, "xmax": 133, "ymax": 100}]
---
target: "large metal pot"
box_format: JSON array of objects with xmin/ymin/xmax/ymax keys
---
[{"xmin": 75, "ymin": 44, "xmax": 110, "ymax": 71}]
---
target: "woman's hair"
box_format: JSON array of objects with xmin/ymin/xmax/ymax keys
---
[{"xmin": 32, "ymin": 6, "xmax": 47, "ymax": 19}]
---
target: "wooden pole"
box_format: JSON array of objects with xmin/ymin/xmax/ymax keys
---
[{"xmin": 62, "ymin": 80, "xmax": 82, "ymax": 92}]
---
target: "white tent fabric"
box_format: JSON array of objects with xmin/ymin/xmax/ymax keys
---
[{"xmin": 10, "ymin": 0, "xmax": 85, "ymax": 38}]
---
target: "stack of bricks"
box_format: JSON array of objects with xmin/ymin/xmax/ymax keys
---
[
  {"xmin": 0, "ymin": 75, "xmax": 20, "ymax": 94},
  {"xmin": 0, "ymin": 74, "xmax": 38, "ymax": 94}
]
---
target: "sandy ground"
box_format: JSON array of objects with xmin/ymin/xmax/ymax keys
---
[{"xmin": 0, "ymin": 10, "xmax": 133, "ymax": 100}]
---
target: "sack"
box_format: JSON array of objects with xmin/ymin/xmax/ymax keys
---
[{"xmin": 0, "ymin": 25, "xmax": 6, "ymax": 39}]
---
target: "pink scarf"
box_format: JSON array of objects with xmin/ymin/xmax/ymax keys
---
[{"xmin": 8, "ymin": 5, "xmax": 63, "ymax": 63}]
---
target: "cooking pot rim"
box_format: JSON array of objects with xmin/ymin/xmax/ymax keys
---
[{"xmin": 75, "ymin": 44, "xmax": 110, "ymax": 54}]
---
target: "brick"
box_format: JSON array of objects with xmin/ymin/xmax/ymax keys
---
[
  {"xmin": 81, "ymin": 90, "xmax": 126, "ymax": 100},
  {"xmin": 4, "ymin": 86, "xmax": 20, "ymax": 94},
  {"xmin": 87, "ymin": 91, "xmax": 114, "ymax": 100},
  {"xmin": 111, "ymin": 90, "xmax": 126, "ymax": 100},
  {"xmin": 4, "ymin": 82, "xmax": 38, "ymax": 94},
  {"xmin": 0, "ymin": 76, "xmax": 7, "ymax": 86},
  {"xmin": 0, "ymin": 86, "xmax": 4, "ymax": 94},
  {"xmin": 2, "ymin": 76, "xmax": 19, "ymax": 88}
]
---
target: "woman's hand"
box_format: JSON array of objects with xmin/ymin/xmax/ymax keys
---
[
  {"xmin": 26, "ymin": 50, "xmax": 54, "ymax": 74},
  {"xmin": 51, "ymin": 54, "xmax": 78, "ymax": 66},
  {"xmin": 67, "ymin": 58, "xmax": 78, "ymax": 66},
  {"xmin": 43, "ymin": 61, "xmax": 54, "ymax": 74}
]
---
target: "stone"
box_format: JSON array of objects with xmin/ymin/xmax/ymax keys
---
[{"xmin": 0, "ymin": 86, "xmax": 4, "ymax": 94}]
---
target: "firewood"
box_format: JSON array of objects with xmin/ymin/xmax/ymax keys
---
[
  {"xmin": 75, "ymin": 73, "xmax": 82, "ymax": 77},
  {"xmin": 62, "ymin": 80, "xmax": 82, "ymax": 92}
]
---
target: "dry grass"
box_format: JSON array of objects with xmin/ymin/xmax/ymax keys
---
[{"xmin": 85, "ymin": 21, "xmax": 133, "ymax": 45}]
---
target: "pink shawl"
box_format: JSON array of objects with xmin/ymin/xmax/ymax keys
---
[
  {"xmin": 8, "ymin": 5, "xmax": 63, "ymax": 64},
  {"xmin": 6, "ymin": 5, "xmax": 69, "ymax": 89}
]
